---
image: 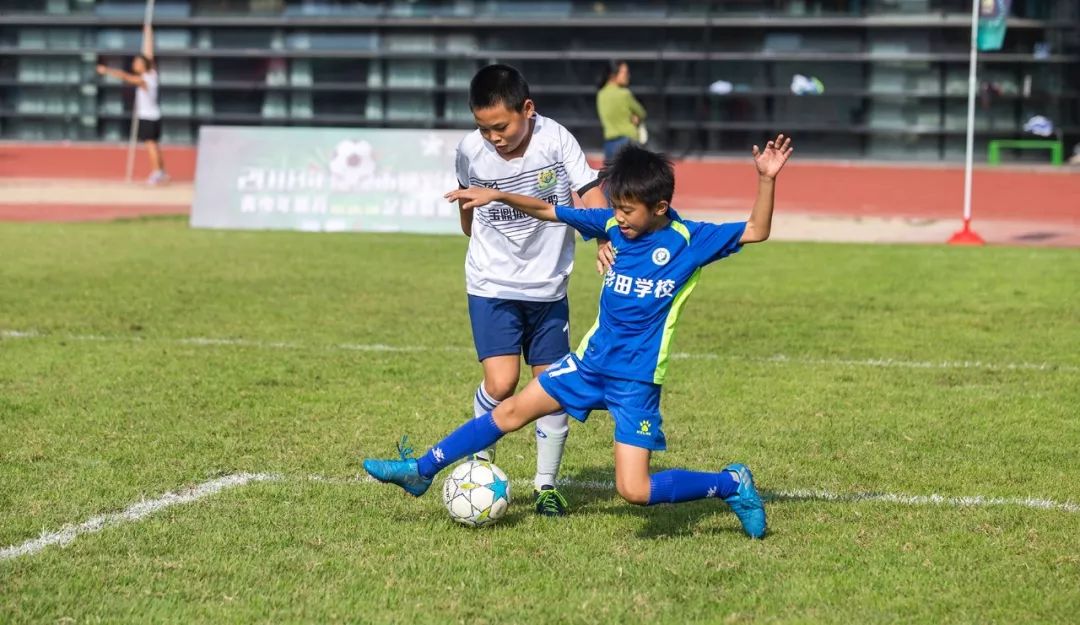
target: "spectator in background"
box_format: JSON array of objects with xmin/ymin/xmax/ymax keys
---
[
  {"xmin": 596, "ymin": 60, "xmax": 647, "ymax": 163},
  {"xmin": 97, "ymin": 24, "xmax": 169, "ymax": 185}
]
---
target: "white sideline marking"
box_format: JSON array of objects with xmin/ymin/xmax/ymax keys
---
[
  {"xmin": 3, "ymin": 329, "xmax": 1077, "ymax": 373},
  {"xmin": 3, "ymin": 472, "xmax": 1077, "ymax": 561},
  {"xmin": 307, "ymin": 474, "xmax": 1080, "ymax": 513},
  {"xmin": 337, "ymin": 343, "xmax": 459, "ymax": 353},
  {"xmin": 0, "ymin": 473, "xmax": 279, "ymax": 561},
  {"xmin": 767, "ymin": 489, "xmax": 1080, "ymax": 513},
  {"xmin": 747, "ymin": 354, "xmax": 1075, "ymax": 373}
]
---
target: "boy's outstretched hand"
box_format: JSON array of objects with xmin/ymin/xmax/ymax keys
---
[
  {"xmin": 753, "ymin": 134, "xmax": 794, "ymax": 179},
  {"xmin": 445, "ymin": 186, "xmax": 501, "ymax": 210}
]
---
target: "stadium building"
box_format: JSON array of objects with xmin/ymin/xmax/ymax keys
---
[{"xmin": 1, "ymin": 0, "xmax": 1077, "ymax": 161}]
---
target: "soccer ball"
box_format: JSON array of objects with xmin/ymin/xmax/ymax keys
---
[{"xmin": 442, "ymin": 460, "xmax": 511, "ymax": 527}]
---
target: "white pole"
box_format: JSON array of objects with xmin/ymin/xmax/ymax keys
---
[
  {"xmin": 125, "ymin": 0, "xmax": 156, "ymax": 183},
  {"xmin": 962, "ymin": 0, "xmax": 979, "ymax": 225}
]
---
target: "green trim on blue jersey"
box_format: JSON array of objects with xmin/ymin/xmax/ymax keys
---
[
  {"xmin": 653, "ymin": 268, "xmax": 701, "ymax": 384},
  {"xmin": 605, "ymin": 217, "xmax": 619, "ymax": 232},
  {"xmin": 670, "ymin": 220, "xmax": 691, "ymax": 244},
  {"xmin": 575, "ymin": 313, "xmax": 600, "ymax": 358}
]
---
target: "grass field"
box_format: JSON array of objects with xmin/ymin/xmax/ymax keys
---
[{"xmin": 1, "ymin": 217, "xmax": 1078, "ymax": 624}]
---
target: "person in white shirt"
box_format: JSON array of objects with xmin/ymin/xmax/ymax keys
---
[
  {"xmin": 96, "ymin": 24, "xmax": 169, "ymax": 185},
  {"xmin": 454, "ymin": 64, "xmax": 611, "ymax": 516}
]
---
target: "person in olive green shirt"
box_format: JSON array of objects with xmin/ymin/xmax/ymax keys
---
[{"xmin": 596, "ymin": 60, "xmax": 647, "ymax": 163}]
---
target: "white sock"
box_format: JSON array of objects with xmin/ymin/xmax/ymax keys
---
[
  {"xmin": 534, "ymin": 411, "xmax": 569, "ymax": 490},
  {"xmin": 473, "ymin": 383, "xmax": 500, "ymax": 417},
  {"xmin": 472, "ymin": 383, "xmax": 501, "ymax": 462}
]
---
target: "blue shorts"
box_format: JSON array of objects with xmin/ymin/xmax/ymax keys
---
[
  {"xmin": 467, "ymin": 295, "xmax": 570, "ymax": 366},
  {"xmin": 537, "ymin": 354, "xmax": 666, "ymax": 451}
]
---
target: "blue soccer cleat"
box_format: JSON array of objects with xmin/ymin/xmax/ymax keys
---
[
  {"xmin": 362, "ymin": 436, "xmax": 433, "ymax": 497},
  {"xmin": 722, "ymin": 463, "xmax": 767, "ymax": 539}
]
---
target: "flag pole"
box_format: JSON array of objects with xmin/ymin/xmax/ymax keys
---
[
  {"xmin": 949, "ymin": 0, "xmax": 986, "ymax": 245},
  {"xmin": 125, "ymin": 0, "xmax": 155, "ymax": 183}
]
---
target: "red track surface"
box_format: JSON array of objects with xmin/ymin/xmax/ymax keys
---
[
  {"xmin": 1, "ymin": 142, "xmax": 1077, "ymax": 226},
  {"xmin": 0, "ymin": 203, "xmax": 184, "ymax": 222},
  {"xmin": 671, "ymin": 159, "xmax": 1079, "ymax": 223},
  {"xmin": 0, "ymin": 143, "xmax": 198, "ymax": 183}
]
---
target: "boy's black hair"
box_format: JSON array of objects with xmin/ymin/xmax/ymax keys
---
[
  {"xmin": 600, "ymin": 144, "xmax": 675, "ymax": 207},
  {"xmin": 469, "ymin": 64, "xmax": 530, "ymax": 112}
]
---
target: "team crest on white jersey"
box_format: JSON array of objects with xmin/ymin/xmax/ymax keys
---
[
  {"xmin": 536, "ymin": 169, "xmax": 557, "ymax": 191},
  {"xmin": 651, "ymin": 247, "xmax": 671, "ymax": 266}
]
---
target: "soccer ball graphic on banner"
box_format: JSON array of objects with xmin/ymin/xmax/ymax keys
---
[
  {"xmin": 442, "ymin": 461, "xmax": 511, "ymax": 527},
  {"xmin": 328, "ymin": 139, "xmax": 376, "ymax": 188}
]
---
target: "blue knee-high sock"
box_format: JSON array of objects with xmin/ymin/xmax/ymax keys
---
[
  {"xmin": 417, "ymin": 412, "xmax": 504, "ymax": 479},
  {"xmin": 647, "ymin": 468, "xmax": 739, "ymax": 505}
]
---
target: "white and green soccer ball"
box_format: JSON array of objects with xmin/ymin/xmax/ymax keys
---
[{"xmin": 442, "ymin": 460, "xmax": 511, "ymax": 527}]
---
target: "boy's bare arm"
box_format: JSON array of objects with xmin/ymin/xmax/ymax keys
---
[
  {"xmin": 741, "ymin": 134, "xmax": 793, "ymax": 244},
  {"xmin": 458, "ymin": 201, "xmax": 473, "ymax": 236},
  {"xmin": 446, "ymin": 188, "xmax": 557, "ymax": 222},
  {"xmin": 580, "ymin": 186, "xmax": 606, "ymax": 209},
  {"xmin": 742, "ymin": 177, "xmax": 776, "ymax": 244}
]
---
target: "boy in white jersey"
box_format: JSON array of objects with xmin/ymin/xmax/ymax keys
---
[
  {"xmin": 96, "ymin": 24, "xmax": 169, "ymax": 185},
  {"xmin": 455, "ymin": 65, "xmax": 610, "ymax": 516}
]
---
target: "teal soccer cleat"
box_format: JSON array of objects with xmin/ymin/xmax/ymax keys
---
[
  {"xmin": 362, "ymin": 437, "xmax": 433, "ymax": 497},
  {"xmin": 722, "ymin": 463, "xmax": 767, "ymax": 539}
]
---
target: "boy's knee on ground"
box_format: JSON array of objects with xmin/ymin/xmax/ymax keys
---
[
  {"xmin": 613, "ymin": 442, "xmax": 652, "ymax": 505},
  {"xmin": 616, "ymin": 475, "xmax": 651, "ymax": 506}
]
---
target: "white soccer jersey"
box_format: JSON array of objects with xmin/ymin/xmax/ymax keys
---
[{"xmin": 455, "ymin": 114, "xmax": 600, "ymax": 302}]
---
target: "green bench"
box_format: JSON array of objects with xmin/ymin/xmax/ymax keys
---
[{"xmin": 987, "ymin": 139, "xmax": 1064, "ymax": 166}]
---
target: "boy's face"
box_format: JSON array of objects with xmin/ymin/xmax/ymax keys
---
[
  {"xmin": 611, "ymin": 196, "xmax": 669, "ymax": 239},
  {"xmin": 615, "ymin": 63, "xmax": 630, "ymax": 87},
  {"xmin": 132, "ymin": 57, "xmax": 146, "ymax": 73},
  {"xmin": 472, "ymin": 99, "xmax": 535, "ymax": 156}
]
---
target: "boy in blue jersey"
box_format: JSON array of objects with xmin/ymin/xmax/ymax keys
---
[{"xmin": 364, "ymin": 135, "xmax": 794, "ymax": 538}]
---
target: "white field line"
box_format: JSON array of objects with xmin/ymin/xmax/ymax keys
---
[
  {"xmin": 326, "ymin": 475, "xmax": 1080, "ymax": 514},
  {"xmin": 3, "ymin": 472, "xmax": 1078, "ymax": 562},
  {"xmin": 0, "ymin": 473, "xmax": 278, "ymax": 561},
  {"xmin": 768, "ymin": 489, "xmax": 1080, "ymax": 513},
  {"xmin": 3, "ymin": 329, "xmax": 1077, "ymax": 373}
]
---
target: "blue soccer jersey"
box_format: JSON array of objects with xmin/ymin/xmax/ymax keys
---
[{"xmin": 553, "ymin": 206, "xmax": 746, "ymax": 385}]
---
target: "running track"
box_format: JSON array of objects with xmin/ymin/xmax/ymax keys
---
[{"xmin": 1, "ymin": 143, "xmax": 1077, "ymax": 243}]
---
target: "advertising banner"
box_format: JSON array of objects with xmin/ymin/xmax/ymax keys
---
[
  {"xmin": 977, "ymin": 0, "xmax": 1012, "ymax": 51},
  {"xmin": 191, "ymin": 126, "xmax": 464, "ymax": 234}
]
